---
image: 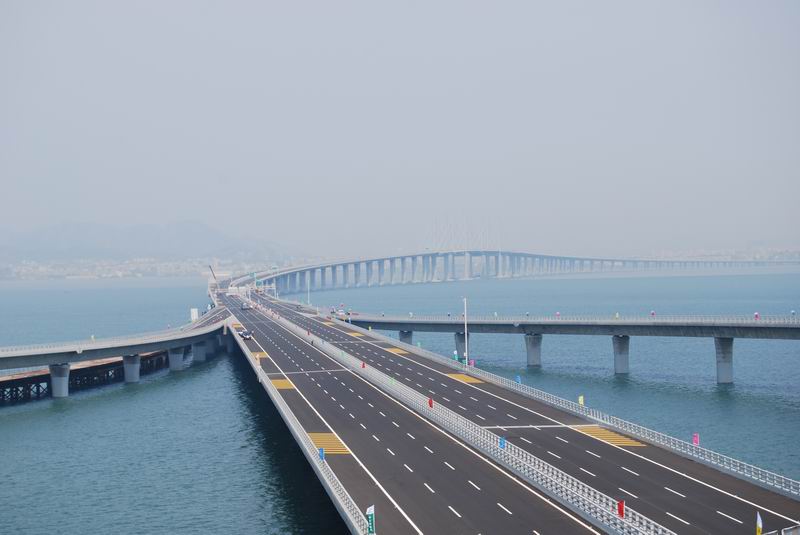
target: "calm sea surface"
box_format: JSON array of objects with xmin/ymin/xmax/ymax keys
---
[{"xmin": 0, "ymin": 274, "xmax": 798, "ymax": 533}]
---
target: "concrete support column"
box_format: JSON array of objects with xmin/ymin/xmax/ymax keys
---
[
  {"xmin": 714, "ymin": 337, "xmax": 734, "ymax": 384},
  {"xmin": 192, "ymin": 342, "xmax": 208, "ymax": 363},
  {"xmin": 389, "ymin": 259, "xmax": 395, "ymax": 284},
  {"xmin": 612, "ymin": 335, "xmax": 630, "ymax": 374},
  {"xmin": 422, "ymin": 256, "xmax": 429, "ymax": 282},
  {"xmin": 342, "ymin": 264, "xmax": 350, "ymax": 287},
  {"xmin": 464, "ymin": 253, "xmax": 472, "ymax": 279},
  {"xmin": 225, "ymin": 335, "xmax": 234, "ymax": 354},
  {"xmin": 320, "ymin": 267, "xmax": 328, "ymax": 290},
  {"xmin": 525, "ymin": 334, "xmax": 543, "ymax": 367},
  {"xmin": 354, "ymin": 263, "xmax": 361, "ymax": 287},
  {"xmin": 454, "ymin": 332, "xmax": 470, "ymax": 360},
  {"xmin": 168, "ymin": 347, "xmax": 186, "ymax": 371},
  {"xmin": 366, "ymin": 262, "xmax": 374, "ymax": 286},
  {"xmin": 399, "ymin": 330, "xmax": 413, "ymax": 345},
  {"xmin": 123, "ymin": 354, "xmax": 141, "ymax": 383},
  {"xmin": 331, "ymin": 265, "xmax": 338, "ymax": 288},
  {"xmin": 378, "ymin": 260, "xmax": 385, "ymax": 285},
  {"xmin": 49, "ymin": 363, "xmax": 70, "ymax": 398}
]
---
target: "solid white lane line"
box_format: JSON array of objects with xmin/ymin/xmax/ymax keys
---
[
  {"xmin": 497, "ymin": 503, "xmax": 513, "ymax": 515},
  {"xmin": 664, "ymin": 487, "xmax": 686, "ymax": 498},
  {"xmin": 547, "ymin": 451, "xmax": 561, "ymax": 459},
  {"xmin": 666, "ymin": 512, "xmax": 690, "ymax": 525},
  {"xmin": 586, "ymin": 450, "xmax": 601, "ymax": 459},
  {"xmin": 716, "ymin": 511, "xmax": 743, "ymax": 524},
  {"xmin": 619, "ymin": 487, "xmax": 638, "ymax": 499},
  {"xmin": 424, "ymin": 483, "xmax": 435, "ymax": 493},
  {"xmin": 621, "ymin": 466, "xmax": 639, "ymax": 476},
  {"xmin": 468, "ymin": 480, "xmax": 481, "ymax": 491},
  {"xmin": 580, "ymin": 467, "xmax": 596, "ymax": 477},
  {"xmin": 448, "ymin": 506, "xmax": 461, "ymax": 518},
  {"xmin": 444, "ymin": 461, "xmax": 455, "ymax": 470}
]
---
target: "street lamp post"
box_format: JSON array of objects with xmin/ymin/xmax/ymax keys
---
[{"xmin": 463, "ymin": 297, "xmax": 469, "ymax": 367}]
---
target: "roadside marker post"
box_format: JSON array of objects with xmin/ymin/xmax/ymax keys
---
[
  {"xmin": 319, "ymin": 448, "xmax": 325, "ymax": 461},
  {"xmin": 617, "ymin": 500, "xmax": 625, "ymax": 518},
  {"xmin": 428, "ymin": 398, "xmax": 433, "ymax": 408},
  {"xmin": 366, "ymin": 505, "xmax": 375, "ymax": 534},
  {"xmin": 692, "ymin": 433, "xmax": 700, "ymax": 446},
  {"xmin": 578, "ymin": 395, "xmax": 585, "ymax": 406},
  {"xmin": 499, "ymin": 437, "xmax": 506, "ymax": 449}
]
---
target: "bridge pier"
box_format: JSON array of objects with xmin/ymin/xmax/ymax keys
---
[
  {"xmin": 366, "ymin": 262, "xmax": 374, "ymax": 287},
  {"xmin": 399, "ymin": 330, "xmax": 413, "ymax": 345},
  {"xmin": 168, "ymin": 347, "xmax": 186, "ymax": 371},
  {"xmin": 524, "ymin": 334, "xmax": 542, "ymax": 367},
  {"xmin": 192, "ymin": 341, "xmax": 207, "ymax": 363},
  {"xmin": 715, "ymin": 337, "xmax": 734, "ymax": 384},
  {"xmin": 455, "ymin": 332, "xmax": 470, "ymax": 361},
  {"xmin": 612, "ymin": 335, "xmax": 630, "ymax": 374},
  {"xmin": 49, "ymin": 363, "xmax": 70, "ymax": 397},
  {"xmin": 123, "ymin": 354, "xmax": 141, "ymax": 383}
]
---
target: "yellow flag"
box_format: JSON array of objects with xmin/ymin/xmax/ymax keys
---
[
  {"xmin": 578, "ymin": 395, "xmax": 585, "ymax": 406},
  {"xmin": 756, "ymin": 511, "xmax": 762, "ymax": 535}
]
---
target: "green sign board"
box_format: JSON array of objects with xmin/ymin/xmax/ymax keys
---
[{"xmin": 366, "ymin": 505, "xmax": 375, "ymax": 534}]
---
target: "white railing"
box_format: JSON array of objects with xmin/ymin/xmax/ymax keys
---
[
  {"xmin": 351, "ymin": 313, "xmax": 800, "ymax": 327},
  {"xmin": 230, "ymin": 325, "xmax": 369, "ymax": 534},
  {"xmin": 343, "ymin": 319, "xmax": 800, "ymax": 499},
  {"xmin": 265, "ymin": 307, "xmax": 674, "ymax": 535}
]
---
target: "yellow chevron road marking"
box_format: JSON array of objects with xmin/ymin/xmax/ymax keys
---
[
  {"xmin": 308, "ymin": 432, "xmax": 350, "ymax": 454},
  {"xmin": 270, "ymin": 379, "xmax": 295, "ymax": 390},
  {"xmin": 386, "ymin": 347, "xmax": 408, "ymax": 354},
  {"xmin": 446, "ymin": 373, "xmax": 484, "ymax": 384},
  {"xmin": 577, "ymin": 425, "xmax": 645, "ymax": 447},
  {"xmin": 347, "ymin": 332, "xmax": 365, "ymax": 337}
]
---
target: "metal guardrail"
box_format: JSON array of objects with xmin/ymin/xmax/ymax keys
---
[
  {"xmin": 265, "ymin": 307, "xmax": 674, "ymax": 535},
  {"xmin": 353, "ymin": 313, "xmax": 800, "ymax": 327},
  {"xmin": 230, "ymin": 324, "xmax": 369, "ymax": 535},
  {"xmin": 343, "ymin": 319, "xmax": 800, "ymax": 499},
  {"xmin": 0, "ymin": 320, "xmax": 225, "ymax": 358}
]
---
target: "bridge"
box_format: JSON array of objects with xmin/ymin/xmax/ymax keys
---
[
  {"xmin": 218, "ymin": 281, "xmax": 800, "ymax": 534},
  {"xmin": 345, "ymin": 313, "xmax": 800, "ymax": 383},
  {"xmin": 2, "ymin": 265, "xmax": 799, "ymax": 533},
  {"xmin": 232, "ymin": 249, "xmax": 800, "ymax": 295},
  {"xmin": 0, "ymin": 306, "xmax": 229, "ymax": 397}
]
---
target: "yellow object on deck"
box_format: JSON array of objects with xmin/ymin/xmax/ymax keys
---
[
  {"xmin": 446, "ymin": 373, "xmax": 484, "ymax": 384},
  {"xmin": 308, "ymin": 432, "xmax": 350, "ymax": 454},
  {"xmin": 270, "ymin": 379, "xmax": 295, "ymax": 390},
  {"xmin": 577, "ymin": 425, "xmax": 645, "ymax": 447},
  {"xmin": 385, "ymin": 348, "xmax": 408, "ymax": 354}
]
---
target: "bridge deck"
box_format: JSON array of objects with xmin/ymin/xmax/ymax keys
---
[
  {"xmin": 260, "ymin": 297, "xmax": 800, "ymax": 534},
  {"xmin": 227, "ymin": 297, "xmax": 598, "ymax": 534}
]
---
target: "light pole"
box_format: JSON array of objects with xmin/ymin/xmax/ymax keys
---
[
  {"xmin": 463, "ymin": 297, "xmax": 469, "ymax": 367},
  {"xmin": 307, "ymin": 274, "xmax": 311, "ymax": 306}
]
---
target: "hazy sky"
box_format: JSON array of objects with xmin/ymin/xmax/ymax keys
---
[{"xmin": 2, "ymin": 1, "xmax": 798, "ymax": 259}]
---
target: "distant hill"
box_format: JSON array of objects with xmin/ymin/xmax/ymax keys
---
[{"xmin": 0, "ymin": 221, "xmax": 296, "ymax": 262}]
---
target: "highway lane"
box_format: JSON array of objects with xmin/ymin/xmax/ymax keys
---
[
  {"xmin": 225, "ymin": 296, "xmax": 600, "ymax": 535},
  {"xmin": 260, "ymin": 296, "xmax": 800, "ymax": 534}
]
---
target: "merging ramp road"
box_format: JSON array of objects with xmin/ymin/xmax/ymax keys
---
[
  {"xmin": 256, "ymin": 296, "xmax": 800, "ymax": 534},
  {"xmin": 222, "ymin": 295, "xmax": 601, "ymax": 534}
]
